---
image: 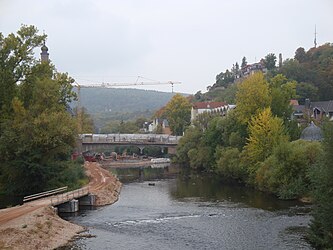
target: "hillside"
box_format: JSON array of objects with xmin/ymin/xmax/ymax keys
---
[
  {"xmin": 74, "ymin": 88, "xmax": 184, "ymax": 130},
  {"xmin": 77, "ymin": 88, "xmax": 176, "ymax": 113},
  {"xmin": 195, "ymin": 43, "xmax": 333, "ymax": 104}
]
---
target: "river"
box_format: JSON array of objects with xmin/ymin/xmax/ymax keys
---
[{"xmin": 62, "ymin": 166, "xmax": 313, "ymax": 250}]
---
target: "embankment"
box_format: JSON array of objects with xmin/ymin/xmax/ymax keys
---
[{"xmin": 0, "ymin": 162, "xmax": 121, "ymax": 250}]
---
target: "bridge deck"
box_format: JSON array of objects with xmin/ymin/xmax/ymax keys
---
[{"xmin": 50, "ymin": 187, "xmax": 89, "ymax": 206}]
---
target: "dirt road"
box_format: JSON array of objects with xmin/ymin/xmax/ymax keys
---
[
  {"xmin": 0, "ymin": 161, "xmax": 121, "ymax": 249},
  {"xmin": 0, "ymin": 161, "xmax": 121, "ymax": 225}
]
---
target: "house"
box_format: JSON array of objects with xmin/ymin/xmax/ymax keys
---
[
  {"xmin": 148, "ymin": 118, "xmax": 171, "ymax": 135},
  {"xmin": 290, "ymin": 99, "xmax": 306, "ymax": 122},
  {"xmin": 311, "ymin": 100, "xmax": 333, "ymax": 121},
  {"xmin": 241, "ymin": 60, "xmax": 267, "ymax": 77},
  {"xmin": 191, "ymin": 101, "xmax": 231, "ymax": 122},
  {"xmin": 291, "ymin": 99, "xmax": 333, "ymax": 124}
]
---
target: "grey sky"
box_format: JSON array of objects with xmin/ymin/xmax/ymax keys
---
[{"xmin": 1, "ymin": 0, "xmax": 333, "ymax": 94}]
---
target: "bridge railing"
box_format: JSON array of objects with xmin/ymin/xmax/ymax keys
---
[
  {"xmin": 50, "ymin": 186, "xmax": 90, "ymax": 206},
  {"xmin": 23, "ymin": 186, "xmax": 68, "ymax": 203}
]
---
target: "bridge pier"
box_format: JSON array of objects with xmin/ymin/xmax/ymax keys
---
[
  {"xmin": 57, "ymin": 199, "xmax": 79, "ymax": 213},
  {"xmin": 138, "ymin": 146, "xmax": 145, "ymax": 154},
  {"xmin": 79, "ymin": 194, "xmax": 96, "ymax": 206}
]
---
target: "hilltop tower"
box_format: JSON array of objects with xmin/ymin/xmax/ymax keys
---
[
  {"xmin": 279, "ymin": 53, "xmax": 282, "ymax": 68},
  {"xmin": 314, "ymin": 25, "xmax": 317, "ymax": 48},
  {"xmin": 40, "ymin": 41, "xmax": 49, "ymax": 62}
]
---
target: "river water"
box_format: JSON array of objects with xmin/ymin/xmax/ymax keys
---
[{"xmin": 62, "ymin": 166, "xmax": 313, "ymax": 250}]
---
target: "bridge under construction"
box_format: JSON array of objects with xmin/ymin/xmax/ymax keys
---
[{"xmin": 77, "ymin": 133, "xmax": 181, "ymax": 155}]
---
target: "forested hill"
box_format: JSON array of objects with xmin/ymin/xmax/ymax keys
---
[
  {"xmin": 75, "ymin": 88, "xmax": 187, "ymax": 129},
  {"xmin": 77, "ymin": 87, "xmax": 176, "ymax": 114},
  {"xmin": 195, "ymin": 43, "xmax": 333, "ymax": 104}
]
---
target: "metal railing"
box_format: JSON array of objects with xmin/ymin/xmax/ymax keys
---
[{"xmin": 23, "ymin": 186, "xmax": 68, "ymax": 203}]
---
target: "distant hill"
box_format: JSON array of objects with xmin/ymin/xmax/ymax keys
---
[
  {"xmin": 74, "ymin": 88, "xmax": 187, "ymax": 130},
  {"xmin": 78, "ymin": 87, "xmax": 177, "ymax": 113}
]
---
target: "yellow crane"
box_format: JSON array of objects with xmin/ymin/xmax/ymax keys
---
[{"xmin": 74, "ymin": 76, "xmax": 181, "ymax": 133}]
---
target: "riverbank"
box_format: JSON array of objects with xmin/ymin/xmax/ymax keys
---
[{"xmin": 0, "ymin": 162, "xmax": 121, "ymax": 249}]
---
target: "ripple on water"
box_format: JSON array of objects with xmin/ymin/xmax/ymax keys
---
[{"xmin": 64, "ymin": 176, "xmax": 314, "ymax": 250}]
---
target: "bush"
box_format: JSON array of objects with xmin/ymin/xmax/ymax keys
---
[
  {"xmin": 215, "ymin": 147, "xmax": 247, "ymax": 181},
  {"xmin": 255, "ymin": 140, "xmax": 323, "ymax": 199}
]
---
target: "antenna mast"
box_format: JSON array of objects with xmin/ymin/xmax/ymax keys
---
[{"xmin": 314, "ymin": 25, "xmax": 317, "ymax": 48}]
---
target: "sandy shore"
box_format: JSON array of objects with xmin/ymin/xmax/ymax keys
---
[{"xmin": 0, "ymin": 162, "xmax": 122, "ymax": 250}]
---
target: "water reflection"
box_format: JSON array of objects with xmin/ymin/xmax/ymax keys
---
[
  {"xmin": 106, "ymin": 166, "xmax": 309, "ymax": 212},
  {"xmin": 171, "ymin": 172, "xmax": 309, "ymax": 211},
  {"xmin": 106, "ymin": 165, "xmax": 179, "ymax": 183}
]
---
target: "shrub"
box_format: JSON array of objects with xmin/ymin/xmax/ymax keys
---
[
  {"xmin": 215, "ymin": 147, "xmax": 247, "ymax": 181},
  {"xmin": 255, "ymin": 140, "xmax": 323, "ymax": 199}
]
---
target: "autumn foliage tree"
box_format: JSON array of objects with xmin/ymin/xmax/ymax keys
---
[
  {"xmin": 243, "ymin": 108, "xmax": 288, "ymax": 176},
  {"xmin": 235, "ymin": 72, "xmax": 271, "ymax": 124},
  {"xmin": 164, "ymin": 94, "xmax": 192, "ymax": 136}
]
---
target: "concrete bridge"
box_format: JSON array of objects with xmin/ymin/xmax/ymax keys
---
[
  {"xmin": 23, "ymin": 186, "xmax": 96, "ymax": 213},
  {"xmin": 77, "ymin": 133, "xmax": 181, "ymax": 154}
]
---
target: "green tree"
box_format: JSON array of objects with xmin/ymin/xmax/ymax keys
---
[
  {"xmin": 264, "ymin": 53, "xmax": 277, "ymax": 70},
  {"xmin": 241, "ymin": 56, "xmax": 247, "ymax": 68},
  {"xmin": 0, "ymin": 25, "xmax": 46, "ymax": 122},
  {"xmin": 0, "ymin": 26, "xmax": 81, "ymax": 194},
  {"xmin": 175, "ymin": 126, "xmax": 203, "ymax": 165},
  {"xmin": 269, "ymin": 74, "xmax": 297, "ymax": 120},
  {"xmin": 309, "ymin": 122, "xmax": 333, "ymax": 249},
  {"xmin": 236, "ymin": 72, "xmax": 271, "ymax": 124},
  {"xmin": 294, "ymin": 47, "xmax": 307, "ymax": 63},
  {"xmin": 164, "ymin": 94, "xmax": 191, "ymax": 136},
  {"xmin": 0, "ymin": 80, "xmax": 77, "ymax": 194}
]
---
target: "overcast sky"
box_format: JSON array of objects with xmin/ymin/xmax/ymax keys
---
[{"xmin": 1, "ymin": 0, "xmax": 333, "ymax": 94}]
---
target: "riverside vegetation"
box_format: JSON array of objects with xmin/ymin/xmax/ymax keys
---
[
  {"xmin": 175, "ymin": 44, "xmax": 333, "ymax": 248},
  {"xmin": 0, "ymin": 25, "xmax": 88, "ymax": 195}
]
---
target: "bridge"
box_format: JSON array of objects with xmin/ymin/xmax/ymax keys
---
[
  {"xmin": 77, "ymin": 133, "xmax": 181, "ymax": 154},
  {"xmin": 21, "ymin": 186, "xmax": 94, "ymax": 213}
]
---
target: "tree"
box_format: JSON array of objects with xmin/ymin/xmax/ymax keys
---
[
  {"xmin": 235, "ymin": 62, "xmax": 240, "ymax": 78},
  {"xmin": 0, "ymin": 26, "xmax": 80, "ymax": 194},
  {"xmin": 269, "ymin": 74, "xmax": 297, "ymax": 120},
  {"xmin": 0, "ymin": 79, "xmax": 78, "ymax": 194},
  {"xmin": 241, "ymin": 56, "xmax": 247, "ymax": 68},
  {"xmin": 294, "ymin": 47, "xmax": 307, "ymax": 63},
  {"xmin": 309, "ymin": 122, "xmax": 333, "ymax": 248},
  {"xmin": 263, "ymin": 53, "xmax": 277, "ymax": 70},
  {"xmin": 215, "ymin": 69, "xmax": 234, "ymax": 88},
  {"xmin": 296, "ymin": 82, "xmax": 319, "ymax": 103},
  {"xmin": 175, "ymin": 126, "xmax": 203, "ymax": 165},
  {"xmin": 243, "ymin": 108, "xmax": 288, "ymax": 175},
  {"xmin": 236, "ymin": 72, "xmax": 271, "ymax": 124},
  {"xmin": 0, "ymin": 25, "xmax": 46, "ymax": 122},
  {"xmin": 164, "ymin": 94, "xmax": 192, "ymax": 135}
]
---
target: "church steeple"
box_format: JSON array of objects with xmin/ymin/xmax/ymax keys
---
[{"xmin": 40, "ymin": 41, "xmax": 49, "ymax": 62}]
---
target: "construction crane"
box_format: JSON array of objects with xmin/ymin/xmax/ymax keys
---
[{"xmin": 73, "ymin": 76, "xmax": 181, "ymax": 133}]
